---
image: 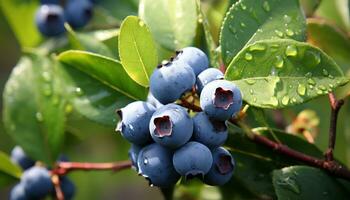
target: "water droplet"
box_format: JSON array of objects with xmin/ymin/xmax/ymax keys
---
[
  {"xmin": 36, "ymin": 112, "xmax": 44, "ymax": 122},
  {"xmin": 307, "ymin": 78, "xmax": 316, "ymax": 85},
  {"xmin": 229, "ymin": 25, "xmax": 237, "ymax": 33},
  {"xmin": 240, "ymin": 3, "xmax": 247, "ymax": 10},
  {"xmin": 275, "ymin": 30, "xmax": 284, "ymax": 37},
  {"xmin": 249, "ymin": 89, "xmax": 254, "ymax": 94},
  {"xmin": 305, "ymin": 72, "xmax": 312, "ymax": 78},
  {"xmin": 277, "ymin": 177, "xmax": 300, "ymax": 194},
  {"xmin": 249, "ymin": 43, "xmax": 266, "ymax": 51},
  {"xmin": 291, "ymin": 97, "xmax": 297, "ymax": 103},
  {"xmin": 42, "ymin": 72, "xmax": 52, "ymax": 82},
  {"xmin": 270, "ymin": 97, "xmax": 279, "ymax": 107},
  {"xmin": 297, "ymin": 84, "xmax": 306, "ymax": 96},
  {"xmin": 257, "ymin": 28, "xmax": 263, "ymax": 33},
  {"xmin": 263, "ymin": 1, "xmax": 270, "ymax": 12},
  {"xmin": 329, "ymin": 84, "xmax": 334, "ymax": 88},
  {"xmin": 283, "ymin": 15, "xmax": 292, "ymax": 23},
  {"xmin": 253, "ymin": 97, "xmax": 257, "ymax": 102},
  {"xmin": 245, "ymin": 52, "xmax": 253, "ymax": 61},
  {"xmin": 65, "ymin": 104, "xmax": 74, "ymax": 114},
  {"xmin": 285, "ymin": 45, "xmax": 297, "ymax": 57},
  {"xmin": 143, "ymin": 158, "xmax": 148, "ymax": 165},
  {"xmin": 322, "ymin": 69, "xmax": 329, "ymax": 76},
  {"xmin": 318, "ymin": 85, "xmax": 327, "ymax": 91},
  {"xmin": 317, "ymin": 89, "xmax": 323, "ymax": 94},
  {"xmin": 240, "ymin": 22, "xmax": 246, "ymax": 27},
  {"xmin": 245, "ymin": 79, "xmax": 256, "ymax": 85},
  {"xmin": 328, "ymin": 74, "xmax": 334, "ymax": 79},
  {"xmin": 274, "ymin": 56, "xmax": 284, "ymax": 68},
  {"xmin": 282, "ymin": 96, "xmax": 289, "ymax": 105},
  {"xmin": 75, "ymin": 87, "xmax": 84, "ymax": 96},
  {"xmin": 139, "ymin": 20, "xmax": 145, "ymax": 27},
  {"xmin": 230, "ymin": 15, "xmax": 234, "ymax": 19},
  {"xmin": 285, "ymin": 29, "xmax": 294, "ymax": 36}
]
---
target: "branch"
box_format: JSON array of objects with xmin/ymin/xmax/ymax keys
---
[
  {"xmin": 52, "ymin": 160, "xmax": 132, "ymax": 176},
  {"xmin": 325, "ymin": 93, "xmax": 345, "ymax": 161},
  {"xmin": 52, "ymin": 175, "xmax": 65, "ymax": 200}
]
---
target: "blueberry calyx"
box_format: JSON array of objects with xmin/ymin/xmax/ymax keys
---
[
  {"xmin": 210, "ymin": 120, "xmax": 227, "ymax": 132},
  {"xmin": 216, "ymin": 154, "xmax": 234, "ymax": 175},
  {"xmin": 154, "ymin": 116, "xmax": 173, "ymax": 137},
  {"xmin": 185, "ymin": 170, "xmax": 204, "ymax": 181},
  {"xmin": 213, "ymin": 87, "xmax": 234, "ymax": 110}
]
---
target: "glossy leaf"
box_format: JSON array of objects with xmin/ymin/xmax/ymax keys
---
[
  {"xmin": 220, "ymin": 0, "xmax": 306, "ymax": 65},
  {"xmin": 316, "ymin": 0, "xmax": 350, "ymax": 32},
  {"xmin": 119, "ymin": 16, "xmax": 158, "ymax": 87},
  {"xmin": 0, "ymin": 151, "xmax": 22, "ymax": 179},
  {"xmin": 273, "ymin": 166, "xmax": 350, "ymax": 199},
  {"xmin": 3, "ymin": 55, "xmax": 66, "ymax": 164},
  {"xmin": 225, "ymin": 39, "xmax": 349, "ymax": 109},
  {"xmin": 0, "ymin": 0, "xmax": 42, "ymax": 47},
  {"xmin": 58, "ymin": 50, "xmax": 148, "ymax": 100},
  {"xmin": 139, "ymin": 0, "xmax": 198, "ymax": 51}
]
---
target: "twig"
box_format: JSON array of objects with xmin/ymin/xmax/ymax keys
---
[
  {"xmin": 52, "ymin": 175, "xmax": 65, "ymax": 200},
  {"xmin": 52, "ymin": 160, "xmax": 132, "ymax": 176},
  {"xmin": 325, "ymin": 93, "xmax": 345, "ymax": 161}
]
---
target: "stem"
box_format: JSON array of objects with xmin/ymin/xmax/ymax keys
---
[
  {"xmin": 325, "ymin": 93, "xmax": 345, "ymax": 161},
  {"xmin": 52, "ymin": 160, "xmax": 132, "ymax": 176},
  {"xmin": 52, "ymin": 175, "xmax": 65, "ymax": 200}
]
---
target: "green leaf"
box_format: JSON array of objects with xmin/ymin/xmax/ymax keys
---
[
  {"xmin": 3, "ymin": 55, "xmax": 66, "ymax": 164},
  {"xmin": 58, "ymin": 50, "xmax": 147, "ymax": 100},
  {"xmin": 0, "ymin": 151, "xmax": 22, "ymax": 179},
  {"xmin": 139, "ymin": 0, "xmax": 198, "ymax": 51},
  {"xmin": 119, "ymin": 16, "xmax": 158, "ymax": 87},
  {"xmin": 220, "ymin": 0, "xmax": 306, "ymax": 65},
  {"xmin": 316, "ymin": 0, "xmax": 350, "ymax": 32},
  {"xmin": 225, "ymin": 39, "xmax": 349, "ymax": 109},
  {"xmin": 273, "ymin": 166, "xmax": 350, "ymax": 199},
  {"xmin": 0, "ymin": 0, "xmax": 42, "ymax": 47}
]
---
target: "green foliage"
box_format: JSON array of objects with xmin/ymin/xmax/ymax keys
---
[{"xmin": 0, "ymin": 151, "xmax": 22, "ymax": 187}]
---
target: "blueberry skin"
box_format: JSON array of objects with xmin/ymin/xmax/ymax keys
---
[
  {"xmin": 10, "ymin": 146, "xmax": 35, "ymax": 170},
  {"xmin": 35, "ymin": 4, "xmax": 65, "ymax": 37},
  {"xmin": 60, "ymin": 177, "xmax": 75, "ymax": 200},
  {"xmin": 147, "ymin": 92, "xmax": 163, "ymax": 109},
  {"xmin": 192, "ymin": 112, "xmax": 228, "ymax": 149},
  {"xmin": 40, "ymin": 0, "xmax": 60, "ymax": 4},
  {"xmin": 175, "ymin": 47, "xmax": 209, "ymax": 76},
  {"xmin": 22, "ymin": 166, "xmax": 53, "ymax": 199},
  {"xmin": 137, "ymin": 143, "xmax": 180, "ymax": 188},
  {"xmin": 129, "ymin": 144, "xmax": 142, "ymax": 171},
  {"xmin": 10, "ymin": 183, "xmax": 27, "ymax": 200},
  {"xmin": 173, "ymin": 141, "xmax": 213, "ymax": 178},
  {"xmin": 204, "ymin": 147, "xmax": 235, "ymax": 186},
  {"xmin": 150, "ymin": 61, "xmax": 195, "ymax": 104},
  {"xmin": 116, "ymin": 101, "xmax": 156, "ymax": 145},
  {"xmin": 149, "ymin": 104, "xmax": 193, "ymax": 149},
  {"xmin": 200, "ymin": 80, "xmax": 242, "ymax": 121},
  {"xmin": 196, "ymin": 68, "xmax": 224, "ymax": 94},
  {"xmin": 65, "ymin": 0, "xmax": 93, "ymax": 28}
]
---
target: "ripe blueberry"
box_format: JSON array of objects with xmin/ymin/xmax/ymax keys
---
[
  {"xmin": 196, "ymin": 68, "xmax": 224, "ymax": 94},
  {"xmin": 137, "ymin": 143, "xmax": 180, "ymax": 188},
  {"xmin": 129, "ymin": 144, "xmax": 142, "ymax": 171},
  {"xmin": 22, "ymin": 166, "xmax": 53, "ymax": 199},
  {"xmin": 200, "ymin": 80, "xmax": 242, "ymax": 121},
  {"xmin": 40, "ymin": 0, "xmax": 60, "ymax": 4},
  {"xmin": 149, "ymin": 104, "xmax": 193, "ymax": 149},
  {"xmin": 192, "ymin": 112, "xmax": 228, "ymax": 149},
  {"xmin": 147, "ymin": 92, "xmax": 163, "ymax": 109},
  {"xmin": 35, "ymin": 4, "xmax": 66, "ymax": 37},
  {"xmin": 116, "ymin": 101, "xmax": 156, "ymax": 145},
  {"xmin": 11, "ymin": 146, "xmax": 35, "ymax": 170},
  {"xmin": 10, "ymin": 183, "xmax": 27, "ymax": 200},
  {"xmin": 60, "ymin": 177, "xmax": 76, "ymax": 200},
  {"xmin": 65, "ymin": 0, "xmax": 93, "ymax": 28},
  {"xmin": 204, "ymin": 147, "xmax": 235, "ymax": 185},
  {"xmin": 174, "ymin": 47, "xmax": 209, "ymax": 76},
  {"xmin": 173, "ymin": 141, "xmax": 213, "ymax": 179},
  {"xmin": 150, "ymin": 60, "xmax": 195, "ymax": 104}
]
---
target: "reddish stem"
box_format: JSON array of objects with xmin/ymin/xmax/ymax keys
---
[{"xmin": 52, "ymin": 175, "xmax": 65, "ymax": 200}]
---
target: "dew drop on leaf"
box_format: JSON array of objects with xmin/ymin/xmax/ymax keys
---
[
  {"xmin": 274, "ymin": 30, "xmax": 284, "ymax": 37},
  {"xmin": 322, "ymin": 69, "xmax": 329, "ymax": 76},
  {"xmin": 240, "ymin": 22, "xmax": 246, "ymax": 27},
  {"xmin": 240, "ymin": 3, "xmax": 247, "ymax": 10},
  {"xmin": 281, "ymin": 96, "xmax": 289, "ymax": 105},
  {"xmin": 283, "ymin": 15, "xmax": 292, "ymax": 23},
  {"xmin": 249, "ymin": 43, "xmax": 266, "ymax": 51},
  {"xmin": 245, "ymin": 79, "xmax": 256, "ymax": 85},
  {"xmin": 274, "ymin": 55, "xmax": 284, "ymax": 68},
  {"xmin": 75, "ymin": 87, "xmax": 84, "ymax": 96},
  {"xmin": 244, "ymin": 52, "xmax": 253, "ymax": 61},
  {"xmin": 35, "ymin": 112, "xmax": 44, "ymax": 122},
  {"xmin": 297, "ymin": 84, "xmax": 306, "ymax": 96},
  {"xmin": 285, "ymin": 45, "xmax": 297, "ymax": 57},
  {"xmin": 285, "ymin": 29, "xmax": 294, "ymax": 36},
  {"xmin": 263, "ymin": 1, "xmax": 270, "ymax": 12},
  {"xmin": 307, "ymin": 78, "xmax": 316, "ymax": 85}
]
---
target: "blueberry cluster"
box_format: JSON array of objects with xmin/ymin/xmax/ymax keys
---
[
  {"xmin": 9, "ymin": 146, "xmax": 75, "ymax": 200},
  {"xmin": 35, "ymin": 0, "xmax": 94, "ymax": 37},
  {"xmin": 117, "ymin": 47, "xmax": 242, "ymax": 187}
]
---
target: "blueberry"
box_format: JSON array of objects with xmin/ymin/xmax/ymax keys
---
[
  {"xmin": 149, "ymin": 104, "xmax": 193, "ymax": 149},
  {"xmin": 137, "ymin": 143, "xmax": 180, "ymax": 188},
  {"xmin": 192, "ymin": 112, "xmax": 228, "ymax": 149},
  {"xmin": 65, "ymin": 0, "xmax": 93, "ymax": 28},
  {"xmin": 204, "ymin": 147, "xmax": 235, "ymax": 185},
  {"xmin": 60, "ymin": 177, "xmax": 76, "ymax": 200},
  {"xmin": 11, "ymin": 146, "xmax": 35, "ymax": 170},
  {"xmin": 150, "ymin": 60, "xmax": 195, "ymax": 104},
  {"xmin": 40, "ymin": 0, "xmax": 60, "ymax": 4},
  {"xmin": 200, "ymin": 80, "xmax": 242, "ymax": 121},
  {"xmin": 147, "ymin": 92, "xmax": 163, "ymax": 109},
  {"xmin": 196, "ymin": 68, "xmax": 224, "ymax": 94},
  {"xmin": 10, "ymin": 183, "xmax": 27, "ymax": 200},
  {"xmin": 22, "ymin": 166, "xmax": 53, "ymax": 199},
  {"xmin": 174, "ymin": 47, "xmax": 209, "ymax": 76},
  {"xmin": 35, "ymin": 4, "xmax": 66, "ymax": 37},
  {"xmin": 173, "ymin": 141, "xmax": 213, "ymax": 179},
  {"xmin": 116, "ymin": 101, "xmax": 156, "ymax": 145},
  {"xmin": 129, "ymin": 144, "xmax": 142, "ymax": 171}
]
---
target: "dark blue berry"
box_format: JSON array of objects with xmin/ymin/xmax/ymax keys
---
[
  {"xmin": 204, "ymin": 147, "xmax": 235, "ymax": 185},
  {"xmin": 137, "ymin": 143, "xmax": 180, "ymax": 188},
  {"xmin": 150, "ymin": 60, "xmax": 195, "ymax": 104},
  {"xmin": 35, "ymin": 4, "xmax": 66, "ymax": 37},
  {"xmin": 60, "ymin": 177, "xmax": 76, "ymax": 200},
  {"xmin": 40, "ymin": 0, "xmax": 60, "ymax": 4},
  {"xmin": 173, "ymin": 141, "xmax": 213, "ymax": 179},
  {"xmin": 129, "ymin": 144, "xmax": 142, "ymax": 171},
  {"xmin": 149, "ymin": 104, "xmax": 193, "ymax": 149},
  {"xmin": 196, "ymin": 68, "xmax": 224, "ymax": 94},
  {"xmin": 147, "ymin": 92, "xmax": 163, "ymax": 108},
  {"xmin": 200, "ymin": 80, "xmax": 242, "ymax": 121},
  {"xmin": 65, "ymin": 0, "xmax": 93, "ymax": 28},
  {"xmin": 192, "ymin": 112, "xmax": 228, "ymax": 148},
  {"xmin": 116, "ymin": 101, "xmax": 156, "ymax": 145},
  {"xmin": 10, "ymin": 183, "xmax": 27, "ymax": 200},
  {"xmin": 11, "ymin": 146, "xmax": 35, "ymax": 170},
  {"xmin": 22, "ymin": 166, "xmax": 53, "ymax": 199},
  {"xmin": 175, "ymin": 47, "xmax": 209, "ymax": 76}
]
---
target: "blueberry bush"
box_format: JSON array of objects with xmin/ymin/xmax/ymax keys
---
[{"xmin": 0, "ymin": 0, "xmax": 350, "ymax": 199}]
